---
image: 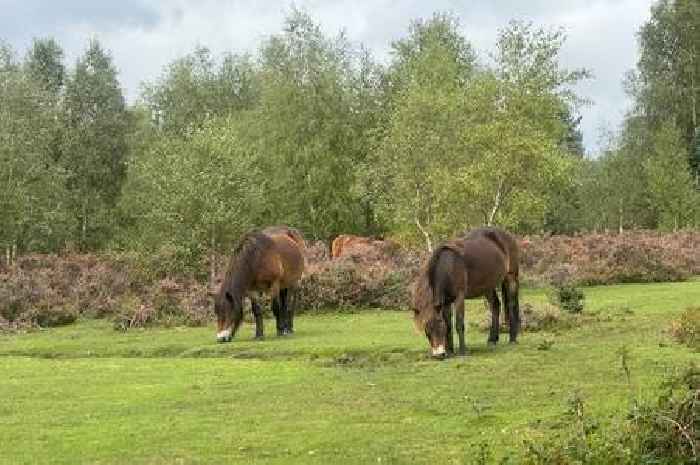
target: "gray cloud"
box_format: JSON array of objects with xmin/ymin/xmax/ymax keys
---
[{"xmin": 1, "ymin": 0, "xmax": 654, "ymax": 153}]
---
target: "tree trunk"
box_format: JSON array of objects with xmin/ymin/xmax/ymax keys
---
[
  {"xmin": 81, "ymin": 199, "xmax": 88, "ymax": 250},
  {"xmin": 415, "ymin": 216, "xmax": 433, "ymax": 253},
  {"xmin": 618, "ymin": 199, "xmax": 624, "ymax": 234},
  {"xmin": 209, "ymin": 227, "xmax": 217, "ymax": 292},
  {"xmin": 487, "ymin": 180, "xmax": 505, "ymax": 226},
  {"xmin": 691, "ymin": 66, "xmax": 697, "ymax": 130}
]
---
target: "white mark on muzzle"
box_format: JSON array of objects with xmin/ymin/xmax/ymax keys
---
[{"xmin": 432, "ymin": 345, "xmax": 446, "ymax": 357}]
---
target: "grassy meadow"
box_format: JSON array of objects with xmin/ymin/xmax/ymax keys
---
[{"xmin": 1, "ymin": 281, "xmax": 698, "ymax": 465}]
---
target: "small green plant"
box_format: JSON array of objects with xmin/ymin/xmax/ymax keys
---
[
  {"xmin": 548, "ymin": 281, "xmax": 585, "ymax": 314},
  {"xmin": 617, "ymin": 345, "xmax": 633, "ymax": 386}
]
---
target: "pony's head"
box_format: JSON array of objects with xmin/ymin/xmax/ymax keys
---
[
  {"xmin": 411, "ymin": 273, "xmax": 448, "ymax": 359},
  {"xmin": 214, "ymin": 290, "xmax": 244, "ymax": 343}
]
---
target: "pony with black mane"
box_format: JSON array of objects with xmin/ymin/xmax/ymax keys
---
[
  {"xmin": 214, "ymin": 226, "xmax": 305, "ymax": 342},
  {"xmin": 412, "ymin": 227, "xmax": 521, "ymax": 358}
]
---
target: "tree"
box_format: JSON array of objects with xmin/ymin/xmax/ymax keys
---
[
  {"xmin": 251, "ymin": 9, "xmax": 375, "ymax": 240},
  {"xmin": 117, "ymin": 116, "xmax": 263, "ymax": 257},
  {"xmin": 374, "ymin": 19, "xmax": 588, "ymax": 248},
  {"xmin": 142, "ymin": 46, "xmax": 259, "ymax": 135},
  {"xmin": 62, "ymin": 39, "xmax": 128, "ymax": 249},
  {"xmin": 644, "ymin": 121, "xmax": 698, "ymax": 230},
  {"xmin": 629, "ymin": 0, "xmax": 699, "ymax": 176},
  {"xmin": 24, "ymin": 37, "xmax": 65, "ymax": 96},
  {"xmin": 0, "ymin": 42, "xmax": 71, "ymax": 258},
  {"xmin": 387, "ymin": 12, "xmax": 477, "ymax": 99}
]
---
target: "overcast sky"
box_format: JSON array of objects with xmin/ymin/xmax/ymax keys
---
[{"xmin": 2, "ymin": 0, "xmax": 655, "ymax": 153}]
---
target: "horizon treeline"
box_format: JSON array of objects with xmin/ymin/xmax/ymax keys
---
[{"xmin": 1, "ymin": 2, "xmax": 699, "ymax": 262}]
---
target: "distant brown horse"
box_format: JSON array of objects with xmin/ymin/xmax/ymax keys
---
[
  {"xmin": 412, "ymin": 228, "xmax": 520, "ymax": 358},
  {"xmin": 214, "ymin": 226, "xmax": 305, "ymax": 343}
]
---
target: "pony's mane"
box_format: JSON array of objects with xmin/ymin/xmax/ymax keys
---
[
  {"xmin": 218, "ymin": 231, "xmax": 274, "ymax": 303},
  {"xmin": 411, "ymin": 262, "xmax": 435, "ymax": 331}
]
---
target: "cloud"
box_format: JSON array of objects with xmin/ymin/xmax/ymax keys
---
[{"xmin": 0, "ymin": 0, "xmax": 654, "ymax": 153}]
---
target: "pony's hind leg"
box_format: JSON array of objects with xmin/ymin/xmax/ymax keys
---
[
  {"xmin": 271, "ymin": 295, "xmax": 283, "ymax": 336},
  {"xmin": 251, "ymin": 298, "xmax": 264, "ymax": 339},
  {"xmin": 285, "ymin": 288, "xmax": 296, "ymax": 334},
  {"xmin": 505, "ymin": 275, "xmax": 520, "ymax": 343},
  {"xmin": 280, "ymin": 288, "xmax": 292, "ymax": 335},
  {"xmin": 486, "ymin": 289, "xmax": 501, "ymax": 345}
]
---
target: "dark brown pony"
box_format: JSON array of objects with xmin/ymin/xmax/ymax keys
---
[
  {"xmin": 412, "ymin": 227, "xmax": 520, "ymax": 358},
  {"xmin": 214, "ymin": 226, "xmax": 305, "ymax": 343}
]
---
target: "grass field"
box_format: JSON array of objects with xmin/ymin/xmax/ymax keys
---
[{"xmin": 1, "ymin": 281, "xmax": 698, "ymax": 465}]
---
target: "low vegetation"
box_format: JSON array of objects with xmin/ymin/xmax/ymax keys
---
[
  {"xmin": 1, "ymin": 231, "xmax": 698, "ymax": 331},
  {"xmin": 670, "ymin": 306, "xmax": 700, "ymax": 350}
]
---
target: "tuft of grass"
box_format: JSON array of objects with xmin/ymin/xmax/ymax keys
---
[{"xmin": 669, "ymin": 306, "xmax": 700, "ymax": 350}]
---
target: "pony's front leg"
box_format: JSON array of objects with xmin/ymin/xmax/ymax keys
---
[
  {"xmin": 251, "ymin": 298, "xmax": 264, "ymax": 339},
  {"xmin": 455, "ymin": 296, "xmax": 466, "ymax": 356},
  {"xmin": 442, "ymin": 305, "xmax": 454, "ymax": 355}
]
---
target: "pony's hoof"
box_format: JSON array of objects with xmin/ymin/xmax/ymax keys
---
[
  {"xmin": 487, "ymin": 340, "xmax": 498, "ymax": 347},
  {"xmin": 216, "ymin": 336, "xmax": 232, "ymax": 343}
]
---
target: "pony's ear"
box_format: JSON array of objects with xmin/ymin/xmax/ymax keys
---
[{"xmin": 225, "ymin": 291, "xmax": 234, "ymax": 303}]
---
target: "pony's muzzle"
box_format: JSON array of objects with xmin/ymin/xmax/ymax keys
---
[
  {"xmin": 431, "ymin": 345, "xmax": 446, "ymax": 359},
  {"xmin": 216, "ymin": 328, "xmax": 233, "ymax": 343}
]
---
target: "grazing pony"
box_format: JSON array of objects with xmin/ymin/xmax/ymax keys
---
[
  {"xmin": 214, "ymin": 227, "xmax": 305, "ymax": 342},
  {"xmin": 412, "ymin": 228, "xmax": 520, "ymax": 358}
]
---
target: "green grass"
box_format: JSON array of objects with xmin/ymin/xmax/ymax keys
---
[{"xmin": 1, "ymin": 281, "xmax": 698, "ymax": 465}]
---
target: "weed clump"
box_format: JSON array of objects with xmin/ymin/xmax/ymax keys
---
[
  {"xmin": 669, "ymin": 306, "xmax": 700, "ymax": 350},
  {"xmin": 547, "ymin": 268, "xmax": 585, "ymax": 314}
]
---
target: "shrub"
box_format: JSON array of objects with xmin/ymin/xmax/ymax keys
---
[
  {"xmin": 296, "ymin": 259, "xmax": 412, "ymax": 313},
  {"xmin": 472, "ymin": 302, "xmax": 578, "ymax": 333},
  {"xmin": 669, "ymin": 306, "xmax": 700, "ymax": 350},
  {"xmin": 522, "ymin": 231, "xmax": 698, "ymax": 286},
  {"xmin": 517, "ymin": 364, "xmax": 700, "ymax": 465},
  {"xmin": 112, "ymin": 280, "xmax": 212, "ymax": 330},
  {"xmin": 548, "ymin": 283, "xmax": 585, "ymax": 314}
]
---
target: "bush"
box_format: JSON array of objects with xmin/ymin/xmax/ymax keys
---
[
  {"xmin": 296, "ymin": 259, "xmax": 412, "ymax": 313},
  {"xmin": 112, "ymin": 280, "xmax": 212, "ymax": 330},
  {"xmin": 547, "ymin": 270, "xmax": 585, "ymax": 314},
  {"xmin": 472, "ymin": 302, "xmax": 579, "ymax": 333},
  {"xmin": 518, "ymin": 364, "xmax": 700, "ymax": 465},
  {"xmin": 522, "ymin": 231, "xmax": 699, "ymax": 286},
  {"xmin": 669, "ymin": 306, "xmax": 700, "ymax": 350}
]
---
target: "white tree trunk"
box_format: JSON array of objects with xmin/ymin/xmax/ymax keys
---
[
  {"xmin": 415, "ymin": 216, "xmax": 433, "ymax": 253},
  {"xmin": 81, "ymin": 199, "xmax": 88, "ymax": 249},
  {"xmin": 487, "ymin": 180, "xmax": 505, "ymax": 226},
  {"xmin": 618, "ymin": 199, "xmax": 624, "ymax": 234}
]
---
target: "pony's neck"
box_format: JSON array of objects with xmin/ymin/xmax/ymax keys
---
[{"xmin": 227, "ymin": 262, "xmax": 252, "ymax": 300}]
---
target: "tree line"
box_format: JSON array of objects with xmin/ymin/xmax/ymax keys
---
[{"xmin": 1, "ymin": 3, "xmax": 698, "ymax": 262}]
